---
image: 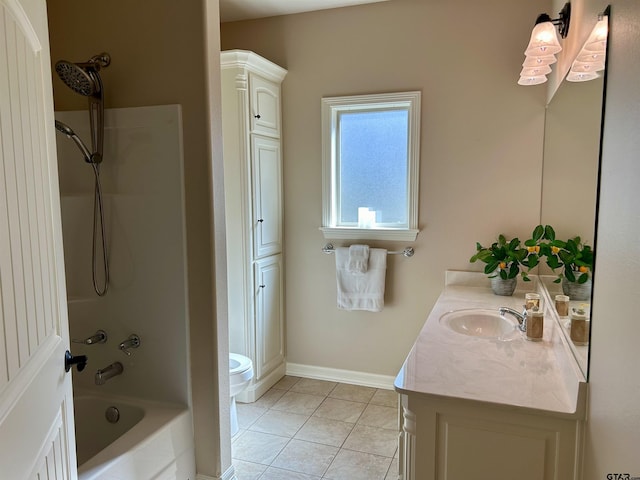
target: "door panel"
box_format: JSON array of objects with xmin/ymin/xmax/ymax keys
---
[
  {"xmin": 251, "ymin": 135, "xmax": 282, "ymax": 258},
  {"xmin": 0, "ymin": 0, "xmax": 76, "ymax": 477},
  {"xmin": 249, "ymin": 74, "xmax": 280, "ymax": 137},
  {"xmin": 34, "ymin": 414, "xmax": 69, "ymax": 480},
  {"xmin": 254, "ymin": 255, "xmax": 284, "ymax": 380}
]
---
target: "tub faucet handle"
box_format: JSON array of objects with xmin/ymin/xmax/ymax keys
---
[
  {"xmin": 119, "ymin": 334, "xmax": 141, "ymax": 356},
  {"xmin": 72, "ymin": 329, "xmax": 107, "ymax": 345}
]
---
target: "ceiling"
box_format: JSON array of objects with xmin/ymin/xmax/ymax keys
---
[{"xmin": 219, "ymin": 0, "xmax": 389, "ymax": 23}]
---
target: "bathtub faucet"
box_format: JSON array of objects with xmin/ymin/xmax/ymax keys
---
[
  {"xmin": 118, "ymin": 334, "xmax": 141, "ymax": 356},
  {"xmin": 95, "ymin": 362, "xmax": 124, "ymax": 385}
]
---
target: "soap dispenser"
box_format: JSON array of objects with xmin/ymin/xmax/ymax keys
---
[{"xmin": 570, "ymin": 306, "xmax": 590, "ymax": 345}]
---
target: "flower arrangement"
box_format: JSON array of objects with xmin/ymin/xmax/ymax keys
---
[
  {"xmin": 523, "ymin": 224, "xmax": 594, "ymax": 284},
  {"xmin": 469, "ymin": 234, "xmax": 531, "ymax": 281}
]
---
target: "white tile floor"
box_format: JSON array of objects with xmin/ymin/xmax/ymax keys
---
[{"xmin": 232, "ymin": 376, "xmax": 400, "ymax": 480}]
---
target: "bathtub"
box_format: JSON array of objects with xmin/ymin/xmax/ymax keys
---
[{"xmin": 74, "ymin": 393, "xmax": 195, "ymax": 480}]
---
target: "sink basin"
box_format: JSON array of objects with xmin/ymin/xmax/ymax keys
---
[{"xmin": 439, "ymin": 309, "xmax": 520, "ymax": 340}]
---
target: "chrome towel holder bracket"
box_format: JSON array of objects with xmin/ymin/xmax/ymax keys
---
[{"xmin": 322, "ymin": 243, "xmax": 415, "ymax": 258}]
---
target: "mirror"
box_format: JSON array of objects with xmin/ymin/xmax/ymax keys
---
[
  {"xmin": 539, "ymin": 13, "xmax": 609, "ymax": 379},
  {"xmin": 540, "ymin": 77, "xmax": 603, "ymax": 246}
]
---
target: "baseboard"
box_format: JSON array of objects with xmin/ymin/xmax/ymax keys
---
[
  {"xmin": 196, "ymin": 465, "xmax": 236, "ymax": 480},
  {"xmin": 236, "ymin": 363, "xmax": 286, "ymax": 403},
  {"xmin": 286, "ymin": 363, "xmax": 396, "ymax": 389}
]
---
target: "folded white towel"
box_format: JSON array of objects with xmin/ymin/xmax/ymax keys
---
[
  {"xmin": 347, "ymin": 244, "xmax": 370, "ymax": 274},
  {"xmin": 335, "ymin": 247, "xmax": 387, "ymax": 312}
]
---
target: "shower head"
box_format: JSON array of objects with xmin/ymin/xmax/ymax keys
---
[
  {"xmin": 54, "ymin": 119, "xmax": 75, "ymax": 136},
  {"xmin": 55, "ymin": 61, "xmax": 96, "ymax": 96},
  {"xmin": 54, "ymin": 52, "xmax": 110, "ymax": 162},
  {"xmin": 55, "ymin": 120, "xmax": 93, "ymax": 163},
  {"xmin": 55, "ymin": 53, "xmax": 111, "ymax": 97},
  {"xmin": 55, "ymin": 53, "xmax": 110, "ymax": 164}
]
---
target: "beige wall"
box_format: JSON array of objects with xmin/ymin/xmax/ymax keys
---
[
  {"xmin": 582, "ymin": 0, "xmax": 640, "ymax": 477},
  {"xmin": 47, "ymin": 0, "xmax": 229, "ymax": 477},
  {"xmin": 221, "ymin": 0, "xmax": 547, "ymax": 377}
]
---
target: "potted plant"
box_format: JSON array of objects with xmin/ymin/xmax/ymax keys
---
[
  {"xmin": 470, "ymin": 234, "xmax": 530, "ymax": 296},
  {"xmin": 524, "ymin": 224, "xmax": 594, "ymax": 301}
]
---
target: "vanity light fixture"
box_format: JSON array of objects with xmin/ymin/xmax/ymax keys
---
[
  {"xmin": 567, "ymin": 14, "xmax": 608, "ymax": 82},
  {"xmin": 518, "ymin": 2, "xmax": 571, "ymax": 86}
]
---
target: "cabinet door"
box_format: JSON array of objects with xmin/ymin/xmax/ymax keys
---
[
  {"xmin": 402, "ymin": 395, "xmax": 580, "ymax": 480},
  {"xmin": 250, "ymin": 73, "xmax": 281, "ymax": 137},
  {"xmin": 436, "ymin": 414, "xmax": 558, "ymax": 480},
  {"xmin": 254, "ymin": 255, "xmax": 284, "ymax": 381},
  {"xmin": 252, "ymin": 135, "xmax": 282, "ymax": 258}
]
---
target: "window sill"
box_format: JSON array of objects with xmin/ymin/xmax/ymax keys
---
[{"xmin": 319, "ymin": 227, "xmax": 419, "ymax": 242}]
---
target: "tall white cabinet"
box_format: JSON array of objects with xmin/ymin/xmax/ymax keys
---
[{"xmin": 221, "ymin": 50, "xmax": 287, "ymax": 403}]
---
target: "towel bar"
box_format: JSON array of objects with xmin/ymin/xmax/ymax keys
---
[{"xmin": 322, "ymin": 243, "xmax": 414, "ymax": 258}]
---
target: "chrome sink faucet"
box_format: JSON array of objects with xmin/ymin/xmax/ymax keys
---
[
  {"xmin": 499, "ymin": 306, "xmax": 528, "ymax": 332},
  {"xmin": 95, "ymin": 362, "xmax": 124, "ymax": 385}
]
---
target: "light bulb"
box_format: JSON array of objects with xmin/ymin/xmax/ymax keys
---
[
  {"xmin": 583, "ymin": 17, "xmax": 608, "ymax": 53},
  {"xmin": 591, "ymin": 18, "xmax": 608, "ymax": 41},
  {"xmin": 525, "ymin": 22, "xmax": 562, "ymax": 56}
]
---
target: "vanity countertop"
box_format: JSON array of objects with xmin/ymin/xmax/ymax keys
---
[{"xmin": 394, "ymin": 271, "xmax": 587, "ymax": 418}]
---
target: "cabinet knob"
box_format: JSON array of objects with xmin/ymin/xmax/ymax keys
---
[
  {"xmin": 257, "ymin": 218, "xmax": 264, "ymax": 223},
  {"xmin": 259, "ymin": 284, "xmax": 266, "ymax": 289},
  {"xmin": 254, "ymin": 114, "xmax": 261, "ymax": 119}
]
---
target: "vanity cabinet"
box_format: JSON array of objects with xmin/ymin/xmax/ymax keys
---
[
  {"xmin": 395, "ymin": 272, "xmax": 587, "ymax": 480},
  {"xmin": 399, "ymin": 394, "xmax": 583, "ymax": 480},
  {"xmin": 221, "ymin": 50, "xmax": 287, "ymax": 402}
]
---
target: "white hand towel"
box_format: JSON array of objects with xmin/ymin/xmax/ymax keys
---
[
  {"xmin": 336, "ymin": 247, "xmax": 387, "ymax": 312},
  {"xmin": 347, "ymin": 244, "xmax": 370, "ymax": 274}
]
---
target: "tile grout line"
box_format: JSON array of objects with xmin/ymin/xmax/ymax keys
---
[
  {"xmin": 235, "ymin": 377, "xmax": 399, "ymax": 480},
  {"xmin": 272, "ymin": 378, "xmax": 341, "ymax": 478}
]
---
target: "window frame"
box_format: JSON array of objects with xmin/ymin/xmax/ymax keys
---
[{"xmin": 320, "ymin": 91, "xmax": 421, "ymax": 241}]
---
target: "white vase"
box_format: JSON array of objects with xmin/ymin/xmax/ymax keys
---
[
  {"xmin": 562, "ymin": 276, "xmax": 592, "ymax": 301},
  {"xmin": 491, "ymin": 276, "xmax": 517, "ymax": 296}
]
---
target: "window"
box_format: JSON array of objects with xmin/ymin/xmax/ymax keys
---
[{"xmin": 321, "ymin": 91, "xmax": 421, "ymax": 241}]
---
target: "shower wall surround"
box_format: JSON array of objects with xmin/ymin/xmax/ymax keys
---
[{"xmin": 56, "ymin": 105, "xmax": 189, "ymax": 406}]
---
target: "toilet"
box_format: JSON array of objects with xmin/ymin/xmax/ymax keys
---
[{"xmin": 229, "ymin": 352, "xmax": 254, "ymax": 435}]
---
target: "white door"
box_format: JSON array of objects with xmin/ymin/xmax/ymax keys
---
[{"xmin": 0, "ymin": 0, "xmax": 77, "ymax": 478}]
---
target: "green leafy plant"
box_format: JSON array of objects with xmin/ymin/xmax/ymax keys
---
[
  {"xmin": 524, "ymin": 224, "xmax": 594, "ymax": 284},
  {"xmin": 470, "ymin": 234, "xmax": 530, "ymax": 281}
]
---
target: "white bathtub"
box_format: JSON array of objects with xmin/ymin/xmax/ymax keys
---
[{"xmin": 74, "ymin": 393, "xmax": 195, "ymax": 480}]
